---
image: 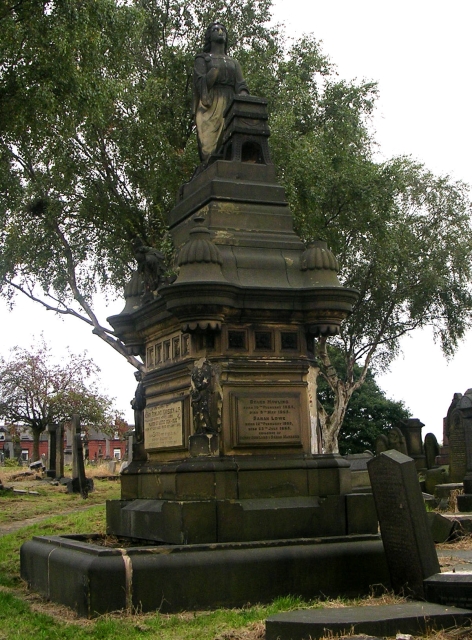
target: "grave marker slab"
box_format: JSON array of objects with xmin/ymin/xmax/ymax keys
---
[{"xmin": 368, "ymin": 450, "xmax": 440, "ymax": 598}]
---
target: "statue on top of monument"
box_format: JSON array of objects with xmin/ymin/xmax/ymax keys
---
[{"xmin": 193, "ymin": 22, "xmax": 249, "ymax": 163}]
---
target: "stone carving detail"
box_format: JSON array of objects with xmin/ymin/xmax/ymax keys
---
[
  {"xmin": 193, "ymin": 22, "xmax": 249, "ymax": 163},
  {"xmin": 300, "ymin": 241, "xmax": 339, "ymax": 272},
  {"xmin": 387, "ymin": 426, "xmax": 408, "ymax": 455},
  {"xmin": 131, "ymin": 371, "xmax": 146, "ymax": 444},
  {"xmin": 132, "ymin": 238, "xmax": 171, "ymax": 302},
  {"xmin": 191, "ymin": 359, "xmax": 217, "ymax": 434}
]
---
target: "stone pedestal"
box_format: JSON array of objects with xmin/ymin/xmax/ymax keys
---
[
  {"xmin": 106, "ymin": 97, "xmax": 362, "ymax": 548},
  {"xmin": 397, "ymin": 418, "xmax": 426, "ymax": 470},
  {"xmin": 189, "ymin": 433, "xmax": 219, "ymax": 457}
]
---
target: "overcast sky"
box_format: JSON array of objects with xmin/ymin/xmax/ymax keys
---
[{"xmin": 1, "ymin": 1, "xmax": 471, "ymax": 442}]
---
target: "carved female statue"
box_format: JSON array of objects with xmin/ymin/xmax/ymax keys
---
[{"xmin": 193, "ymin": 23, "xmax": 249, "ymax": 162}]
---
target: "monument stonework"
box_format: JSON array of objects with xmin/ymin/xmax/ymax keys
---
[{"xmin": 21, "ymin": 22, "xmax": 389, "ymax": 616}]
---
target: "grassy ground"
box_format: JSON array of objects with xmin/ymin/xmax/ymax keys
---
[
  {"xmin": 0, "ymin": 463, "xmax": 471, "ymax": 639},
  {"xmin": 0, "ymin": 464, "xmax": 121, "ymax": 523}
]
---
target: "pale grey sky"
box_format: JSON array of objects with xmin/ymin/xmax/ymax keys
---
[
  {"xmin": 2, "ymin": 1, "xmax": 471, "ymax": 441},
  {"xmin": 271, "ymin": 0, "xmax": 472, "ymax": 440}
]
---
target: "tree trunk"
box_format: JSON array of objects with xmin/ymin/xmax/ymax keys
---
[
  {"xmin": 321, "ymin": 385, "xmax": 351, "ymax": 454},
  {"xmin": 31, "ymin": 424, "xmax": 43, "ymax": 462}
]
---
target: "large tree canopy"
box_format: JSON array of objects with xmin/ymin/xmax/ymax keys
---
[
  {"xmin": 0, "ymin": 338, "xmax": 121, "ymax": 461},
  {"xmin": 1, "ymin": 0, "xmax": 471, "ymax": 452}
]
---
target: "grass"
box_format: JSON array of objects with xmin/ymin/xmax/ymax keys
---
[
  {"xmin": 1, "ymin": 463, "xmax": 471, "ymax": 639},
  {"xmin": 0, "ymin": 464, "xmax": 121, "ymax": 523}
]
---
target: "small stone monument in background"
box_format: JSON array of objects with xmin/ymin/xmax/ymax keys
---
[
  {"xmin": 368, "ymin": 450, "xmax": 440, "ymax": 598},
  {"xmin": 397, "ymin": 418, "xmax": 426, "ymax": 470},
  {"xmin": 66, "ymin": 415, "xmax": 93, "ymax": 497},
  {"xmin": 447, "ymin": 389, "xmax": 471, "ymax": 484},
  {"xmin": 447, "ymin": 390, "xmax": 472, "ymax": 512}
]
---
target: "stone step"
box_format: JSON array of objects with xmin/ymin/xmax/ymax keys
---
[
  {"xmin": 266, "ymin": 602, "xmax": 472, "ymax": 640},
  {"xmin": 425, "ymin": 572, "xmax": 472, "ymax": 609}
]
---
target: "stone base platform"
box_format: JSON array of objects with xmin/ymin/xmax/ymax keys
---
[
  {"xmin": 425, "ymin": 572, "xmax": 472, "ymax": 609},
  {"xmin": 20, "ymin": 534, "xmax": 389, "ymax": 618},
  {"xmin": 266, "ymin": 602, "xmax": 472, "ymax": 640}
]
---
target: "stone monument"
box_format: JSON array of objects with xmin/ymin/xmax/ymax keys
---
[
  {"xmin": 21, "ymin": 23, "xmax": 389, "ymax": 616},
  {"xmin": 447, "ymin": 389, "xmax": 472, "ymax": 512},
  {"xmin": 397, "ymin": 418, "xmax": 426, "ymax": 469},
  {"xmin": 447, "ymin": 390, "xmax": 471, "ymax": 483}
]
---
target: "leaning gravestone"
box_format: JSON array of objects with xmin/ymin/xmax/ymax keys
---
[{"xmin": 368, "ymin": 450, "xmax": 440, "ymax": 599}]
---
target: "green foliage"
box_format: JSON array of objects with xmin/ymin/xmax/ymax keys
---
[
  {"xmin": 316, "ymin": 348, "xmax": 411, "ymax": 454},
  {"xmin": 0, "ymin": 0, "xmax": 276, "ymax": 302},
  {"xmin": 2, "ymin": 458, "xmax": 18, "ymax": 468},
  {"xmin": 1, "ymin": 0, "xmax": 472, "ymax": 448}
]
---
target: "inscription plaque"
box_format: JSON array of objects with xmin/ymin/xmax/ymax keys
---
[
  {"xmin": 144, "ymin": 401, "xmax": 184, "ymax": 450},
  {"xmin": 232, "ymin": 393, "xmax": 302, "ymax": 447},
  {"xmin": 449, "ymin": 410, "xmax": 467, "ymax": 482}
]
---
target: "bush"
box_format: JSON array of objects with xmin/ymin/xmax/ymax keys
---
[{"xmin": 3, "ymin": 459, "xmax": 20, "ymax": 468}]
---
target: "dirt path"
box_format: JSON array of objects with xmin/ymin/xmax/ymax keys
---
[{"xmin": 0, "ymin": 503, "xmax": 105, "ymax": 537}]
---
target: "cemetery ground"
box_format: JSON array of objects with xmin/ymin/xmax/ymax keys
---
[{"xmin": 0, "ymin": 466, "xmax": 471, "ymax": 640}]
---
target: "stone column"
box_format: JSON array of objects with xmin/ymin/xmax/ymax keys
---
[
  {"xmin": 56, "ymin": 422, "xmax": 65, "ymax": 478},
  {"xmin": 71, "ymin": 414, "xmax": 81, "ymax": 479},
  {"xmin": 46, "ymin": 424, "xmax": 57, "ymax": 478}
]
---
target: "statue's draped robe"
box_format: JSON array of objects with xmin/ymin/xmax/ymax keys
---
[{"xmin": 194, "ymin": 53, "xmax": 248, "ymax": 162}]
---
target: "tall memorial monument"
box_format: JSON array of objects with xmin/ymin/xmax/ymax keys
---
[
  {"xmin": 21, "ymin": 23, "xmax": 388, "ymax": 616},
  {"xmin": 107, "ymin": 21, "xmax": 359, "ymax": 544}
]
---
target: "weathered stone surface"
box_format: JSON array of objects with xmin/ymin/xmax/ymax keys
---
[
  {"xmin": 424, "ymin": 572, "xmax": 472, "ymax": 610},
  {"xmin": 427, "ymin": 512, "xmax": 455, "ymax": 543},
  {"xmin": 368, "ymin": 450, "xmax": 440, "ymax": 598},
  {"xmin": 21, "ymin": 534, "xmax": 388, "ymax": 617},
  {"xmin": 425, "ymin": 467, "xmax": 449, "ymax": 495},
  {"xmin": 424, "ymin": 432, "xmax": 440, "ymax": 469},
  {"xmin": 266, "ymin": 603, "xmax": 472, "ymax": 640},
  {"xmin": 397, "ymin": 418, "xmax": 426, "ymax": 469}
]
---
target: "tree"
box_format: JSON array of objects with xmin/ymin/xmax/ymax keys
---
[
  {"xmin": 1, "ymin": 1, "xmax": 471, "ymax": 453},
  {"xmin": 0, "ymin": 0, "xmax": 277, "ymax": 368},
  {"xmin": 316, "ymin": 347, "xmax": 411, "ymax": 455},
  {"xmin": 282, "ymin": 114, "xmax": 472, "ymax": 451},
  {"xmin": 0, "ymin": 338, "xmax": 121, "ymax": 461}
]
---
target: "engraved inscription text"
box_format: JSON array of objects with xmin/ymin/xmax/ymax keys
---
[
  {"xmin": 234, "ymin": 394, "xmax": 301, "ymax": 446},
  {"xmin": 145, "ymin": 401, "xmax": 183, "ymax": 449}
]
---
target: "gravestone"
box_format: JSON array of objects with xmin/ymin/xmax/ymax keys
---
[
  {"xmin": 368, "ymin": 450, "xmax": 440, "ymax": 598},
  {"xmin": 424, "ymin": 432, "xmax": 440, "ymax": 469},
  {"xmin": 67, "ymin": 415, "xmax": 93, "ymax": 497},
  {"xmin": 446, "ymin": 392, "xmax": 468, "ymax": 481},
  {"xmin": 449, "ymin": 390, "xmax": 472, "ymax": 512},
  {"xmin": 387, "ymin": 426, "xmax": 408, "ymax": 455}
]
